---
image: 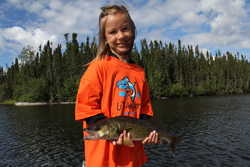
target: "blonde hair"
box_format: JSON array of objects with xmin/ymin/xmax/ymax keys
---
[{"xmin": 94, "ymin": 5, "xmax": 136, "ymax": 61}]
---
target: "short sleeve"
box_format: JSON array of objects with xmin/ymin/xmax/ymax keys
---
[{"xmin": 75, "ymin": 62, "xmax": 103, "ymax": 120}]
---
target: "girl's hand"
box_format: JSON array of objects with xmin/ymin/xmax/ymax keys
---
[
  {"xmin": 112, "ymin": 130, "xmax": 135, "ymax": 147},
  {"xmin": 142, "ymin": 130, "xmax": 159, "ymax": 144}
]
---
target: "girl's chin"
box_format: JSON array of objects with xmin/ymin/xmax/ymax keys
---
[{"xmin": 115, "ymin": 48, "xmax": 131, "ymax": 55}]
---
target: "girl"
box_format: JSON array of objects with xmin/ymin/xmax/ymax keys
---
[{"xmin": 75, "ymin": 5, "xmax": 159, "ymax": 167}]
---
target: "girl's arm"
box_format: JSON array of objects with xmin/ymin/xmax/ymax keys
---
[{"xmin": 85, "ymin": 113, "xmax": 106, "ymax": 125}]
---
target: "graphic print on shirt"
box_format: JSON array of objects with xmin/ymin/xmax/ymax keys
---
[
  {"xmin": 116, "ymin": 77, "xmax": 141, "ymax": 115},
  {"xmin": 117, "ymin": 77, "xmax": 136, "ymax": 101}
]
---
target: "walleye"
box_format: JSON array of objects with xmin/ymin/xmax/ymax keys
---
[{"xmin": 83, "ymin": 116, "xmax": 181, "ymax": 152}]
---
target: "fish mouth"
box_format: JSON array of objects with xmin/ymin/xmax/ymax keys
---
[
  {"xmin": 83, "ymin": 135, "xmax": 100, "ymax": 140},
  {"xmin": 83, "ymin": 129, "xmax": 109, "ymax": 140},
  {"xmin": 83, "ymin": 130, "xmax": 101, "ymax": 140}
]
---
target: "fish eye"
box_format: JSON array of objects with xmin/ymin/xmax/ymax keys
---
[{"xmin": 92, "ymin": 126, "xmax": 100, "ymax": 131}]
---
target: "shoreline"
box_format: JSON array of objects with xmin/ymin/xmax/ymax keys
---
[{"xmin": 14, "ymin": 102, "xmax": 75, "ymax": 106}]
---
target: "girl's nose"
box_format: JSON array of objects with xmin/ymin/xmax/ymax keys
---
[{"xmin": 117, "ymin": 31, "xmax": 126, "ymax": 39}]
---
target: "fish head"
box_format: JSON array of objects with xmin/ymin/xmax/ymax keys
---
[
  {"xmin": 97, "ymin": 125, "xmax": 112, "ymax": 138},
  {"xmin": 97, "ymin": 122, "xmax": 122, "ymax": 139},
  {"xmin": 84, "ymin": 122, "xmax": 121, "ymax": 140}
]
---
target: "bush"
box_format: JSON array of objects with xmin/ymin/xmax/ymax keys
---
[
  {"xmin": 13, "ymin": 78, "xmax": 49, "ymax": 102},
  {"xmin": 169, "ymin": 83, "xmax": 188, "ymax": 97}
]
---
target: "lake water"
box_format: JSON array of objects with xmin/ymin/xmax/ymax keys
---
[{"xmin": 0, "ymin": 95, "xmax": 250, "ymax": 167}]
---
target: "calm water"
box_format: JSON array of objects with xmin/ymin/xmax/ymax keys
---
[{"xmin": 0, "ymin": 95, "xmax": 250, "ymax": 167}]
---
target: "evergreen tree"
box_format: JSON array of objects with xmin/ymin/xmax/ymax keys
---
[{"xmin": 1, "ymin": 34, "xmax": 250, "ymax": 102}]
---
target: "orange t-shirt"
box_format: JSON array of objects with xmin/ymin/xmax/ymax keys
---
[{"xmin": 75, "ymin": 56, "xmax": 154, "ymax": 167}]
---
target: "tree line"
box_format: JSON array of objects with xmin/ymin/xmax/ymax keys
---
[{"xmin": 0, "ymin": 33, "xmax": 250, "ymax": 103}]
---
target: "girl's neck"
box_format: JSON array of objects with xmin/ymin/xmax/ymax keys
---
[{"xmin": 110, "ymin": 51, "xmax": 129, "ymax": 63}]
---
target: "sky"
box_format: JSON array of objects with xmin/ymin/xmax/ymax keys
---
[{"xmin": 1, "ymin": 0, "xmax": 250, "ymax": 67}]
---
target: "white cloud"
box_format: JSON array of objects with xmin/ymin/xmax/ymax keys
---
[
  {"xmin": 1, "ymin": 0, "xmax": 250, "ymax": 67},
  {"xmin": 6, "ymin": 0, "xmax": 100, "ymax": 35},
  {"xmin": 132, "ymin": 0, "xmax": 250, "ymax": 49},
  {"xmin": 1, "ymin": 0, "xmax": 101, "ymax": 63},
  {"xmin": 131, "ymin": 0, "xmax": 207, "ymax": 29},
  {"xmin": 6, "ymin": 0, "xmax": 50, "ymax": 13},
  {"xmin": 137, "ymin": 27, "xmax": 170, "ymax": 43},
  {"xmin": 0, "ymin": 26, "xmax": 57, "ymax": 51},
  {"xmin": 40, "ymin": 1, "xmax": 100, "ymax": 35},
  {"xmin": 4, "ymin": 0, "xmax": 250, "ymax": 48},
  {"xmin": 181, "ymin": 0, "xmax": 250, "ymax": 48},
  {"xmin": 0, "ymin": 36, "xmax": 4, "ymax": 49},
  {"xmin": 182, "ymin": 30, "xmax": 250, "ymax": 49}
]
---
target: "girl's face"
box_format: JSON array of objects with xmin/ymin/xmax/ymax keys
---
[{"xmin": 104, "ymin": 13, "xmax": 134, "ymax": 58}]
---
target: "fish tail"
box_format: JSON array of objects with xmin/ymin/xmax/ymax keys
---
[
  {"xmin": 169, "ymin": 136, "xmax": 182, "ymax": 152},
  {"xmin": 161, "ymin": 136, "xmax": 182, "ymax": 152}
]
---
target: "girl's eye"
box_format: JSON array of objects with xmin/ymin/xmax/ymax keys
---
[
  {"xmin": 109, "ymin": 30, "xmax": 117, "ymax": 34},
  {"xmin": 122, "ymin": 27, "xmax": 129, "ymax": 32}
]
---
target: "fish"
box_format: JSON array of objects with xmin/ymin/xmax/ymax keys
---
[{"xmin": 83, "ymin": 116, "xmax": 182, "ymax": 152}]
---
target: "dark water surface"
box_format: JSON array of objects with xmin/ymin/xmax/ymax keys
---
[
  {"xmin": 1, "ymin": 95, "xmax": 250, "ymax": 167},
  {"xmin": 0, "ymin": 105, "xmax": 82, "ymax": 167}
]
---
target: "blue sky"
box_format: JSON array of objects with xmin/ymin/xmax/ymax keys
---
[{"xmin": 1, "ymin": 0, "xmax": 250, "ymax": 67}]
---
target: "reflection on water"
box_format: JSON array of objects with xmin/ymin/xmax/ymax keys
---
[
  {"xmin": 0, "ymin": 95, "xmax": 250, "ymax": 167},
  {"xmin": 145, "ymin": 95, "xmax": 250, "ymax": 167},
  {"xmin": 0, "ymin": 105, "xmax": 82, "ymax": 167}
]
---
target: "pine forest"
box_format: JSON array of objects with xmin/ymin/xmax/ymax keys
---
[{"xmin": 1, "ymin": 33, "xmax": 250, "ymax": 103}]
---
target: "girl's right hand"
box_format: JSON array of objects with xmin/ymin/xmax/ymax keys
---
[{"xmin": 112, "ymin": 130, "xmax": 135, "ymax": 147}]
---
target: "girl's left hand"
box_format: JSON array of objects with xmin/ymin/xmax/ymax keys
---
[{"xmin": 142, "ymin": 130, "xmax": 159, "ymax": 144}]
